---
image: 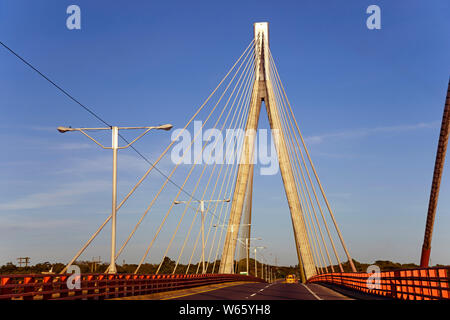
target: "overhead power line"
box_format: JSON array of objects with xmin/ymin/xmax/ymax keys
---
[{"xmin": 0, "ymin": 40, "xmax": 201, "ymax": 201}]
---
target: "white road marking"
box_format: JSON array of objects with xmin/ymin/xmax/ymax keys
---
[
  {"xmin": 302, "ymin": 283, "xmax": 322, "ymax": 300},
  {"xmin": 247, "ymin": 284, "xmax": 273, "ymax": 299}
]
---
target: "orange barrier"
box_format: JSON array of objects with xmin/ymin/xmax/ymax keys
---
[
  {"xmin": 0, "ymin": 273, "xmax": 265, "ymax": 300},
  {"xmin": 307, "ymin": 267, "xmax": 449, "ymax": 300}
]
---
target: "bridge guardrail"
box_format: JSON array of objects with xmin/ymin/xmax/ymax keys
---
[
  {"xmin": 307, "ymin": 267, "xmax": 449, "ymax": 300},
  {"xmin": 0, "ymin": 273, "xmax": 265, "ymax": 300}
]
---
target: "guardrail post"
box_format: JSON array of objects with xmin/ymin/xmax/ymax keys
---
[
  {"xmin": 440, "ymin": 268, "xmax": 449, "ymax": 299},
  {"xmin": 97, "ymin": 274, "xmax": 106, "ymax": 299},
  {"xmin": 0, "ymin": 276, "xmax": 12, "ymax": 299},
  {"xmin": 42, "ymin": 276, "xmax": 53, "ymax": 300},
  {"xmin": 21, "ymin": 276, "xmax": 33, "ymax": 300}
]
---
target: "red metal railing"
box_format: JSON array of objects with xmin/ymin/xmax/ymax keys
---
[
  {"xmin": 0, "ymin": 273, "xmax": 265, "ymax": 300},
  {"xmin": 308, "ymin": 267, "xmax": 449, "ymax": 300}
]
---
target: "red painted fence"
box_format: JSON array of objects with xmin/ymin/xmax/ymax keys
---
[
  {"xmin": 308, "ymin": 267, "xmax": 449, "ymax": 300},
  {"xmin": 0, "ymin": 273, "xmax": 265, "ymax": 300}
]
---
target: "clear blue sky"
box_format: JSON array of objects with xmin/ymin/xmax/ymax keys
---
[{"xmin": 0, "ymin": 0, "xmax": 449, "ymax": 268}]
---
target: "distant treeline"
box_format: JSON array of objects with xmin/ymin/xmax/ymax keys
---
[
  {"xmin": 0, "ymin": 257, "xmax": 216, "ymax": 275},
  {"xmin": 0, "ymin": 257, "xmax": 447, "ymax": 275},
  {"xmin": 0, "ymin": 257, "xmax": 288, "ymax": 278},
  {"xmin": 323, "ymin": 259, "xmax": 448, "ymax": 273}
]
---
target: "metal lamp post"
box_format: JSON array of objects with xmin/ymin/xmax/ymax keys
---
[
  {"xmin": 253, "ymin": 245, "xmax": 265, "ymax": 278},
  {"xmin": 255, "ymin": 246, "xmax": 266, "ymax": 279},
  {"xmin": 268, "ymin": 252, "xmax": 273, "ymax": 283},
  {"xmin": 213, "ymin": 223, "xmax": 252, "ymax": 274},
  {"xmin": 174, "ymin": 198, "xmax": 230, "ymax": 274},
  {"xmin": 236, "ymin": 237, "xmax": 261, "ymax": 275},
  {"xmin": 58, "ymin": 124, "xmax": 173, "ymax": 274}
]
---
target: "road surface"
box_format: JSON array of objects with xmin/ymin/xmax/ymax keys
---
[{"xmin": 167, "ymin": 281, "xmax": 352, "ymax": 300}]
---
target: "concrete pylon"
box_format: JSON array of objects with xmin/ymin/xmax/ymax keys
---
[{"xmin": 219, "ymin": 22, "xmax": 316, "ymax": 281}]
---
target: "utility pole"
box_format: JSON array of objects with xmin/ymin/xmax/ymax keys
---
[
  {"xmin": 91, "ymin": 256, "xmax": 101, "ymax": 273},
  {"xmin": 17, "ymin": 257, "xmax": 30, "ymax": 267},
  {"xmin": 58, "ymin": 124, "xmax": 173, "ymax": 274}
]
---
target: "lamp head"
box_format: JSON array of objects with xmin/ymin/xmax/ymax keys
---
[
  {"xmin": 157, "ymin": 124, "xmax": 173, "ymax": 131},
  {"xmin": 57, "ymin": 126, "xmax": 73, "ymax": 133}
]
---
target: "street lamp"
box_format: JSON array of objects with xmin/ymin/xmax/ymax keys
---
[
  {"xmin": 174, "ymin": 198, "xmax": 230, "ymax": 274},
  {"xmin": 267, "ymin": 252, "xmax": 273, "ymax": 283},
  {"xmin": 259, "ymin": 250, "xmax": 272, "ymax": 282},
  {"xmin": 58, "ymin": 124, "xmax": 173, "ymax": 274},
  {"xmin": 235, "ymin": 237, "xmax": 261, "ymax": 275},
  {"xmin": 253, "ymin": 246, "xmax": 265, "ymax": 278},
  {"xmin": 268, "ymin": 252, "xmax": 274, "ymax": 283},
  {"xmin": 213, "ymin": 223, "xmax": 253, "ymax": 275}
]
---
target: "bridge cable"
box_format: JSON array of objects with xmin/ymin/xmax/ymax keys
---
[
  {"xmin": 271, "ymin": 65, "xmax": 322, "ymax": 274},
  {"xmin": 183, "ymin": 53, "xmax": 255, "ymax": 274},
  {"xmin": 59, "ymin": 39, "xmax": 255, "ymax": 273},
  {"xmin": 136, "ymin": 48, "xmax": 251, "ymax": 273},
  {"xmin": 197, "ymin": 83, "xmax": 253, "ymax": 275},
  {"xmin": 0, "ymin": 40, "xmax": 244, "ymax": 273},
  {"xmin": 269, "ymin": 51, "xmax": 337, "ymax": 272},
  {"xmin": 0, "ymin": 39, "xmax": 235, "ymax": 231},
  {"xmin": 209, "ymin": 38, "xmax": 263, "ymax": 273},
  {"xmin": 115, "ymin": 41, "xmax": 256, "ymax": 265},
  {"xmin": 196, "ymin": 60, "xmax": 255, "ymax": 274},
  {"xmin": 270, "ymin": 61, "xmax": 326, "ymax": 274},
  {"xmin": 269, "ymin": 48, "xmax": 356, "ymax": 272},
  {"xmin": 270, "ymin": 50, "xmax": 343, "ymax": 272},
  {"xmin": 155, "ymin": 50, "xmax": 256, "ymax": 274},
  {"xmin": 209, "ymin": 78, "xmax": 254, "ymax": 273},
  {"xmin": 268, "ymin": 53, "xmax": 327, "ymax": 273},
  {"xmin": 134, "ymin": 43, "xmax": 255, "ymax": 273}
]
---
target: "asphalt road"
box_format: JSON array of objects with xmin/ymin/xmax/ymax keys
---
[{"xmin": 170, "ymin": 281, "xmax": 352, "ymax": 300}]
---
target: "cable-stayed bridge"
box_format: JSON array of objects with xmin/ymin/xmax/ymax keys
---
[{"xmin": 0, "ymin": 22, "xmax": 448, "ymax": 301}]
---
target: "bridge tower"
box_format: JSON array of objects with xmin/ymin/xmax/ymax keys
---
[{"xmin": 219, "ymin": 22, "xmax": 316, "ymax": 281}]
